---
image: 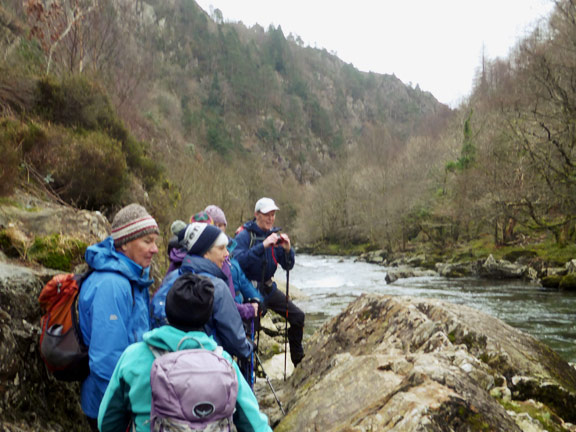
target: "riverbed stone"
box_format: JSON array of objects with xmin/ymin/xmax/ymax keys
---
[
  {"xmin": 436, "ymin": 261, "xmax": 475, "ymax": 277},
  {"xmin": 565, "ymin": 259, "xmax": 576, "ymax": 273},
  {"xmin": 541, "ymin": 274, "xmax": 562, "ymax": 288},
  {"xmin": 384, "ymin": 267, "xmax": 437, "ymax": 283},
  {"xmin": 559, "ymin": 274, "xmax": 576, "ymax": 290},
  {"xmin": 478, "ymin": 254, "xmax": 536, "ymax": 280},
  {"xmin": 273, "ymin": 294, "xmax": 576, "ymax": 431},
  {"xmin": 356, "ymin": 249, "xmax": 388, "ymax": 264}
]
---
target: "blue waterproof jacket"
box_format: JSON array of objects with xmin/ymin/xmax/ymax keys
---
[
  {"xmin": 98, "ymin": 327, "xmax": 272, "ymax": 432},
  {"xmin": 233, "ymin": 220, "xmax": 295, "ymax": 285},
  {"xmin": 230, "ymin": 258, "xmax": 263, "ymax": 304},
  {"xmin": 152, "ymin": 254, "xmax": 252, "ymax": 359},
  {"xmin": 78, "ymin": 236, "xmax": 153, "ymax": 419}
]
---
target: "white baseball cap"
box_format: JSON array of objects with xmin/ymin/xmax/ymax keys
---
[{"xmin": 254, "ymin": 197, "xmax": 280, "ymax": 214}]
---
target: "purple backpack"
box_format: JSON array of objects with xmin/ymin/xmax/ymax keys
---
[{"xmin": 149, "ymin": 337, "xmax": 239, "ymax": 432}]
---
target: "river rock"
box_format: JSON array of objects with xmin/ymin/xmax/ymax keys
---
[
  {"xmin": 385, "ymin": 267, "xmax": 437, "ymax": 283},
  {"xmin": 436, "ymin": 261, "xmax": 476, "ymax": 277},
  {"xmin": 478, "ymin": 254, "xmax": 537, "ymax": 281},
  {"xmin": 356, "ymin": 250, "xmax": 388, "ymax": 265},
  {"xmin": 565, "ymin": 259, "xmax": 576, "ymax": 274},
  {"xmin": 273, "ymin": 294, "xmax": 576, "ymax": 432}
]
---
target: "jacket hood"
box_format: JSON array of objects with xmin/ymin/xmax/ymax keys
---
[
  {"xmin": 85, "ymin": 236, "xmax": 154, "ymax": 288},
  {"xmin": 143, "ymin": 326, "xmax": 218, "ymax": 352},
  {"xmin": 181, "ymin": 254, "xmax": 227, "ymax": 282}
]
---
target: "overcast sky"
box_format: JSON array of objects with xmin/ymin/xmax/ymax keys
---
[{"xmin": 195, "ymin": 0, "xmax": 555, "ymax": 107}]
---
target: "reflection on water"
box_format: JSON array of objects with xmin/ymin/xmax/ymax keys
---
[{"xmin": 275, "ymin": 254, "xmax": 576, "ymax": 363}]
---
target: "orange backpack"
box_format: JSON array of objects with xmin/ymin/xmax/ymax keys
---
[{"xmin": 38, "ymin": 271, "xmax": 92, "ymax": 381}]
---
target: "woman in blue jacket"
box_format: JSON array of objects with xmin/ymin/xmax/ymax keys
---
[
  {"xmin": 177, "ymin": 222, "xmax": 253, "ymax": 360},
  {"xmin": 78, "ymin": 204, "xmax": 159, "ymax": 430},
  {"xmin": 98, "ymin": 273, "xmax": 271, "ymax": 432}
]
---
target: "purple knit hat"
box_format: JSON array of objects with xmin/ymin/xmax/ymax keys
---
[{"xmin": 204, "ymin": 205, "xmax": 227, "ymax": 227}]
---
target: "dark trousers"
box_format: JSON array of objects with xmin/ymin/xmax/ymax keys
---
[
  {"xmin": 86, "ymin": 416, "xmax": 98, "ymax": 432},
  {"xmin": 263, "ymin": 287, "xmax": 305, "ymax": 366}
]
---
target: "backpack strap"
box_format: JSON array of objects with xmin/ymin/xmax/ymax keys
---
[{"xmin": 148, "ymin": 338, "xmax": 224, "ymax": 358}]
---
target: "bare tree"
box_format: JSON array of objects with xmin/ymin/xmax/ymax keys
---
[{"xmin": 25, "ymin": 0, "xmax": 98, "ymax": 74}]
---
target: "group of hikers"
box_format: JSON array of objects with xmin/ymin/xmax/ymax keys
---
[{"xmin": 77, "ymin": 197, "xmax": 305, "ymax": 431}]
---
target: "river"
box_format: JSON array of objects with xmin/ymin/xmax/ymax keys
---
[{"xmin": 275, "ymin": 254, "xmax": 576, "ymax": 363}]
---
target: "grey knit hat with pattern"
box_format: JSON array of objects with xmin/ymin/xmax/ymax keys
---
[{"xmin": 111, "ymin": 203, "xmax": 159, "ymax": 248}]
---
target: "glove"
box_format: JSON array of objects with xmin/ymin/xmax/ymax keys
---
[{"xmin": 247, "ymin": 297, "xmax": 267, "ymax": 317}]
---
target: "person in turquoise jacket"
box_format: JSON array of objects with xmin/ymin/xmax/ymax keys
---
[
  {"xmin": 78, "ymin": 204, "xmax": 160, "ymax": 431},
  {"xmin": 98, "ymin": 271, "xmax": 272, "ymax": 432}
]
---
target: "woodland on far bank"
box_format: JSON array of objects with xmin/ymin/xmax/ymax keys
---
[{"xmin": 0, "ymin": 0, "xmax": 575, "ymax": 271}]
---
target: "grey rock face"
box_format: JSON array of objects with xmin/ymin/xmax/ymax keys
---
[{"xmin": 275, "ymin": 294, "xmax": 576, "ymax": 432}]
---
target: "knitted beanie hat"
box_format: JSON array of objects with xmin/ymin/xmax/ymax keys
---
[
  {"xmin": 178, "ymin": 223, "xmax": 223, "ymax": 256},
  {"xmin": 204, "ymin": 205, "xmax": 227, "ymax": 227},
  {"xmin": 190, "ymin": 211, "xmax": 214, "ymax": 224},
  {"xmin": 170, "ymin": 220, "xmax": 187, "ymax": 236},
  {"xmin": 111, "ymin": 204, "xmax": 159, "ymax": 248},
  {"xmin": 166, "ymin": 273, "xmax": 214, "ymax": 332}
]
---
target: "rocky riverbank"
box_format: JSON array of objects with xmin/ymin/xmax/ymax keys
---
[{"xmin": 357, "ymin": 249, "xmax": 576, "ymax": 289}]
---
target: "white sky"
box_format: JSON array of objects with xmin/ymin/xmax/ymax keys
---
[{"xmin": 194, "ymin": 0, "xmax": 555, "ymax": 108}]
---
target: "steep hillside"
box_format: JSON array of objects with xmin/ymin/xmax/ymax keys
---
[{"xmin": 1, "ymin": 0, "xmax": 452, "ymax": 244}]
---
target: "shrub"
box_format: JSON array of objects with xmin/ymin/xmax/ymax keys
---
[
  {"xmin": 35, "ymin": 75, "xmax": 162, "ymax": 186},
  {"xmin": 51, "ymin": 130, "xmax": 128, "ymax": 209},
  {"xmin": 0, "ymin": 119, "xmax": 23, "ymax": 195},
  {"xmin": 35, "ymin": 75, "xmax": 119, "ymax": 132},
  {"xmin": 123, "ymin": 136, "xmax": 163, "ymax": 189}
]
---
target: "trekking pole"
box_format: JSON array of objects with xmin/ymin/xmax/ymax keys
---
[
  {"xmin": 250, "ymin": 317, "xmax": 255, "ymax": 389},
  {"xmin": 254, "ymin": 350, "xmax": 286, "ymax": 416},
  {"xmin": 255, "ymin": 310, "xmax": 261, "ymax": 386},
  {"xmin": 284, "ymin": 269, "xmax": 289, "ymax": 381}
]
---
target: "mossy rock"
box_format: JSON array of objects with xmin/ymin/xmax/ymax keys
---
[
  {"xmin": 502, "ymin": 249, "xmax": 538, "ymax": 263},
  {"xmin": 27, "ymin": 234, "xmax": 87, "ymax": 272},
  {"xmin": 559, "ymin": 274, "xmax": 576, "ymax": 291},
  {"xmin": 541, "ymin": 275, "xmax": 562, "ymax": 288}
]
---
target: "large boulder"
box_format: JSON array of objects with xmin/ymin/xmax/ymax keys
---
[
  {"xmin": 478, "ymin": 254, "xmax": 538, "ymax": 281},
  {"xmin": 0, "ymin": 190, "xmax": 109, "ymax": 243},
  {"xmin": 274, "ymin": 294, "xmax": 576, "ymax": 431},
  {"xmin": 0, "ymin": 260, "xmax": 89, "ymax": 432}
]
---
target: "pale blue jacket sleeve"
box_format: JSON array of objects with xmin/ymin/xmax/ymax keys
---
[{"xmin": 97, "ymin": 349, "xmax": 132, "ymax": 432}]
